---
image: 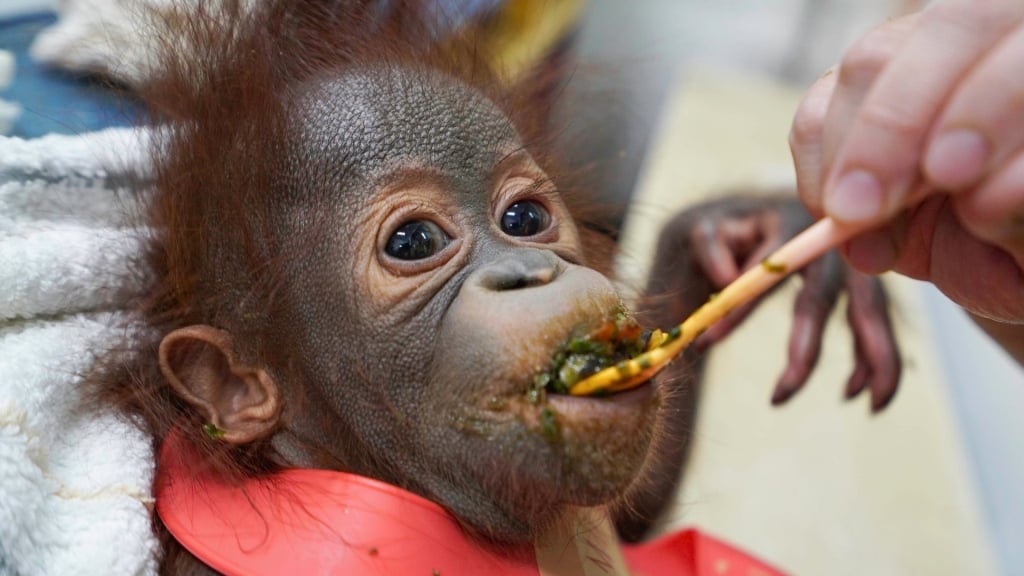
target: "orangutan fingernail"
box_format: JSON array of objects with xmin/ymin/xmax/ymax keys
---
[
  {"xmin": 925, "ymin": 129, "xmax": 989, "ymax": 190},
  {"xmin": 844, "ymin": 378, "xmax": 865, "ymax": 399},
  {"xmin": 771, "ymin": 382, "xmax": 796, "ymax": 405},
  {"xmin": 827, "ymin": 170, "xmax": 884, "ymax": 222}
]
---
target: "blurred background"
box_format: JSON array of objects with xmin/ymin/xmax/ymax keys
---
[
  {"xmin": 564, "ymin": 2, "xmax": 1023, "ymax": 574},
  {"xmin": 1, "ymin": 0, "xmax": 1021, "ymax": 574}
]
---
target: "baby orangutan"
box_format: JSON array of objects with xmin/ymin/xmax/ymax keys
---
[{"xmin": 89, "ymin": 1, "xmax": 900, "ymax": 573}]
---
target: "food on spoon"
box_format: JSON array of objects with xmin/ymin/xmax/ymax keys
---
[
  {"xmin": 563, "ymin": 217, "xmax": 868, "ymax": 397},
  {"xmin": 532, "ymin": 310, "xmax": 651, "ymax": 397}
]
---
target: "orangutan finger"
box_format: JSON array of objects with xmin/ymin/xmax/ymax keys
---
[
  {"xmin": 690, "ymin": 219, "xmax": 740, "ymax": 287},
  {"xmin": 770, "ymin": 257, "xmax": 843, "ymax": 405},
  {"xmin": 844, "ymin": 336, "xmax": 871, "ymax": 400},
  {"xmin": 845, "ymin": 271, "xmax": 901, "ymax": 412}
]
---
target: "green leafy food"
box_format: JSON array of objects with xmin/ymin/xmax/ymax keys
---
[
  {"xmin": 533, "ymin": 310, "xmax": 648, "ymax": 396},
  {"xmin": 540, "ymin": 407, "xmax": 559, "ymax": 442}
]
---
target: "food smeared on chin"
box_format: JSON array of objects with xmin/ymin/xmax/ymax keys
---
[{"xmin": 531, "ymin": 309, "xmax": 649, "ymax": 399}]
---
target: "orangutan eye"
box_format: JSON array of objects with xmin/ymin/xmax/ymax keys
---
[
  {"xmin": 385, "ymin": 220, "xmax": 449, "ymax": 260},
  {"xmin": 500, "ymin": 200, "xmax": 550, "ymax": 237}
]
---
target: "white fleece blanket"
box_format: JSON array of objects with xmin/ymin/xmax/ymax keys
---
[
  {"xmin": 0, "ymin": 1, "xmax": 509, "ymax": 574},
  {"xmin": 0, "ymin": 128, "xmax": 159, "ymax": 576}
]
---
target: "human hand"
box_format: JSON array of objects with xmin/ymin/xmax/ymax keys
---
[{"xmin": 790, "ymin": 0, "xmax": 1024, "ymax": 323}]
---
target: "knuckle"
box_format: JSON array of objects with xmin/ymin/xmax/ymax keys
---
[
  {"xmin": 835, "ymin": 12, "xmax": 922, "ymax": 90},
  {"xmin": 659, "ymin": 211, "xmax": 700, "ymax": 250},
  {"xmin": 922, "ymin": 0, "xmax": 1021, "ymax": 39},
  {"xmin": 856, "ymin": 102, "xmax": 921, "ymax": 141},
  {"xmin": 921, "ymin": 1, "xmax": 971, "ymax": 27},
  {"xmin": 789, "ymin": 102, "xmax": 825, "ymax": 148},
  {"xmin": 837, "ymin": 36, "xmax": 894, "ymax": 88},
  {"xmin": 689, "ymin": 219, "xmax": 717, "ymax": 245}
]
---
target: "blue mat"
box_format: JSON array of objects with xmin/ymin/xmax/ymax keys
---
[
  {"xmin": 0, "ymin": 2, "xmax": 504, "ymax": 138},
  {"xmin": 0, "ymin": 12, "xmax": 140, "ymax": 138}
]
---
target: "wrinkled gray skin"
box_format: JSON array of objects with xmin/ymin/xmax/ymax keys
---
[{"xmin": 261, "ymin": 64, "xmax": 663, "ymax": 544}]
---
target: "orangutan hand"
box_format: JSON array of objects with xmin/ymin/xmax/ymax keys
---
[{"xmin": 645, "ymin": 196, "xmax": 900, "ymax": 410}]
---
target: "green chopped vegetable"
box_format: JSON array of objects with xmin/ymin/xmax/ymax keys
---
[
  {"xmin": 540, "ymin": 407, "xmax": 559, "ymax": 442},
  {"xmin": 202, "ymin": 423, "xmax": 226, "ymax": 439},
  {"xmin": 532, "ymin": 310, "xmax": 648, "ymax": 396},
  {"xmin": 526, "ymin": 386, "xmax": 545, "ymax": 406}
]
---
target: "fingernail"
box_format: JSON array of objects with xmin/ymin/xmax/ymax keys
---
[
  {"xmin": 871, "ymin": 392, "xmax": 894, "ymax": 413},
  {"xmin": 770, "ymin": 386, "xmax": 792, "ymax": 406},
  {"xmin": 826, "ymin": 170, "xmax": 884, "ymax": 222},
  {"xmin": 846, "ymin": 229, "xmax": 897, "ymax": 274},
  {"xmin": 771, "ymin": 379, "xmax": 798, "ymax": 405},
  {"xmin": 844, "ymin": 376, "xmax": 867, "ymax": 399},
  {"xmin": 925, "ymin": 129, "xmax": 989, "ymax": 189}
]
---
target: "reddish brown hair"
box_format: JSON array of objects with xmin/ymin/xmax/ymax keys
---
[{"xmin": 89, "ymin": 0, "xmax": 617, "ymax": 483}]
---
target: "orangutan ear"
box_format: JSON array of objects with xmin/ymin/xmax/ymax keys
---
[{"xmin": 159, "ymin": 325, "xmax": 281, "ymax": 444}]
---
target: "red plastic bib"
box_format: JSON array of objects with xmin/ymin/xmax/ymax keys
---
[{"xmin": 156, "ymin": 432, "xmax": 785, "ymax": 575}]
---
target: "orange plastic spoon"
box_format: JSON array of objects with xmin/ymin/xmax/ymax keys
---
[{"xmin": 569, "ymin": 217, "xmax": 872, "ymax": 396}]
